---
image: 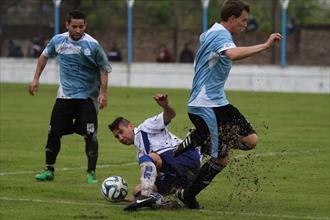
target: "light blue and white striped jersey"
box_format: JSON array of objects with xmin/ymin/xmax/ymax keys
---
[
  {"xmin": 188, "ymin": 23, "xmax": 236, "ymax": 107},
  {"xmin": 42, "ymin": 32, "xmax": 112, "ymax": 101},
  {"xmin": 133, "ymin": 113, "xmax": 182, "ymax": 164}
]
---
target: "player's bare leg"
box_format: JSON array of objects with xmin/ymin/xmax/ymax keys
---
[{"xmin": 234, "ymin": 133, "xmax": 258, "ymax": 151}]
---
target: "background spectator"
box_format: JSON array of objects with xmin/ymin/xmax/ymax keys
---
[
  {"xmin": 107, "ymin": 42, "xmax": 122, "ymax": 62},
  {"xmin": 156, "ymin": 44, "xmax": 171, "ymax": 63},
  {"xmin": 28, "ymin": 38, "xmax": 43, "ymax": 58},
  {"xmin": 179, "ymin": 43, "xmax": 194, "ymax": 63},
  {"xmin": 8, "ymin": 40, "xmax": 23, "ymax": 57}
]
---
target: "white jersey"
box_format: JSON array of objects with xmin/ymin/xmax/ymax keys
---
[{"xmin": 133, "ymin": 112, "xmax": 181, "ymax": 164}]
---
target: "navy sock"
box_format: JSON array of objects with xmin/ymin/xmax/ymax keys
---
[
  {"xmin": 185, "ymin": 158, "xmax": 225, "ymax": 198},
  {"xmin": 85, "ymin": 138, "xmax": 98, "ymax": 172},
  {"xmin": 46, "ymin": 166, "xmax": 54, "ymax": 172}
]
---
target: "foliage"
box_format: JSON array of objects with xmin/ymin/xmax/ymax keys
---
[
  {"xmin": 134, "ymin": 0, "xmax": 173, "ymax": 27},
  {"xmin": 287, "ymin": 0, "xmax": 330, "ymax": 25},
  {"xmin": 1, "ymin": 0, "xmax": 329, "ymax": 31},
  {"xmin": 74, "ymin": 0, "xmax": 330, "ymax": 32}
]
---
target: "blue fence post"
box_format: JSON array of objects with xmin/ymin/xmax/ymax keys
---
[
  {"xmin": 126, "ymin": 0, "xmax": 134, "ymax": 87},
  {"xmin": 53, "ymin": 0, "xmax": 62, "ymax": 35},
  {"xmin": 281, "ymin": 0, "xmax": 290, "ymax": 67},
  {"xmin": 201, "ymin": 0, "xmax": 210, "ymax": 32}
]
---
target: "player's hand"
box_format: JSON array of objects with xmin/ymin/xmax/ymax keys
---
[
  {"xmin": 98, "ymin": 92, "xmax": 107, "ymax": 110},
  {"xmin": 153, "ymin": 94, "xmax": 168, "ymax": 107},
  {"xmin": 28, "ymin": 79, "xmax": 39, "ymax": 96},
  {"xmin": 123, "ymin": 196, "xmax": 135, "ymax": 203},
  {"xmin": 265, "ymin": 33, "xmax": 282, "ymax": 48}
]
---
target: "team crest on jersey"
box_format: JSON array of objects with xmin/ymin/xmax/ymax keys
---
[
  {"xmin": 223, "ymin": 42, "xmax": 235, "ymax": 50},
  {"xmin": 84, "ymin": 48, "xmax": 91, "ymax": 56}
]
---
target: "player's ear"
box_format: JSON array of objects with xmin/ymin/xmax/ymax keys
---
[
  {"xmin": 228, "ymin": 15, "xmax": 236, "ymax": 23},
  {"xmin": 65, "ymin": 21, "xmax": 69, "ymax": 30}
]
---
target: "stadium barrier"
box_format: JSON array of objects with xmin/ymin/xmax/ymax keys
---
[{"xmin": 0, "ymin": 58, "xmax": 329, "ymax": 93}]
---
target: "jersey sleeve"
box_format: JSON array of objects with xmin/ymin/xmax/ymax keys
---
[
  {"xmin": 213, "ymin": 31, "xmax": 236, "ymax": 57},
  {"xmin": 140, "ymin": 113, "xmax": 166, "ymax": 132},
  {"xmin": 95, "ymin": 44, "xmax": 112, "ymax": 74},
  {"xmin": 42, "ymin": 36, "xmax": 57, "ymax": 57}
]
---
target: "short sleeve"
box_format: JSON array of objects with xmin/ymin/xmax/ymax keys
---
[
  {"xmin": 139, "ymin": 113, "xmax": 166, "ymax": 132},
  {"xmin": 213, "ymin": 31, "xmax": 236, "ymax": 57},
  {"xmin": 95, "ymin": 44, "xmax": 112, "ymax": 74},
  {"xmin": 42, "ymin": 36, "xmax": 57, "ymax": 57}
]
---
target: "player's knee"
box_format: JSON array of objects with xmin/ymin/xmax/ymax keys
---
[
  {"xmin": 242, "ymin": 134, "xmax": 258, "ymax": 149},
  {"xmin": 149, "ymin": 152, "xmax": 162, "ymax": 170},
  {"xmin": 215, "ymin": 155, "xmax": 229, "ymax": 166},
  {"xmin": 46, "ymin": 133, "xmax": 61, "ymax": 151},
  {"xmin": 248, "ymin": 134, "xmax": 258, "ymax": 148},
  {"xmin": 84, "ymin": 131, "xmax": 98, "ymax": 141},
  {"xmin": 84, "ymin": 135, "xmax": 98, "ymax": 145},
  {"xmin": 47, "ymin": 132, "xmax": 61, "ymax": 142}
]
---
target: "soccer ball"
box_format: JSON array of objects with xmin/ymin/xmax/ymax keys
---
[{"xmin": 101, "ymin": 176, "xmax": 128, "ymax": 202}]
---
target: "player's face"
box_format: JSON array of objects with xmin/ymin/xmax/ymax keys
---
[
  {"xmin": 113, "ymin": 124, "xmax": 134, "ymax": 145},
  {"xmin": 66, "ymin": 18, "xmax": 86, "ymax": 41},
  {"xmin": 231, "ymin": 10, "xmax": 249, "ymax": 34}
]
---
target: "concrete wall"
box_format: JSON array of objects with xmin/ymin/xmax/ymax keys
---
[{"xmin": 0, "ymin": 58, "xmax": 329, "ymax": 93}]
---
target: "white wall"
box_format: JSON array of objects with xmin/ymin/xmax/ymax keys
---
[{"xmin": 0, "ymin": 58, "xmax": 329, "ymax": 93}]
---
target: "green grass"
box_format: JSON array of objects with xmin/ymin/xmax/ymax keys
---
[{"xmin": 0, "ymin": 83, "xmax": 329, "ymax": 220}]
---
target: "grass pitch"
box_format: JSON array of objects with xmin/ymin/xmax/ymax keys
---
[{"xmin": 0, "ymin": 83, "xmax": 329, "ymax": 220}]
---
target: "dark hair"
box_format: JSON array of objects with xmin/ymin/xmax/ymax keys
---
[
  {"xmin": 67, "ymin": 10, "xmax": 86, "ymax": 23},
  {"xmin": 220, "ymin": 0, "xmax": 250, "ymax": 22},
  {"xmin": 108, "ymin": 117, "xmax": 130, "ymax": 132}
]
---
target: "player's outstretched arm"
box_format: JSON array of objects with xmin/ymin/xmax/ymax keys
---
[
  {"xmin": 225, "ymin": 33, "xmax": 282, "ymax": 61},
  {"xmin": 153, "ymin": 94, "xmax": 176, "ymax": 125},
  {"xmin": 28, "ymin": 54, "xmax": 48, "ymax": 96}
]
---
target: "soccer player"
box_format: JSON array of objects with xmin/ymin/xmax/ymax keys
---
[
  {"xmin": 28, "ymin": 10, "xmax": 111, "ymax": 184},
  {"xmin": 108, "ymin": 94, "xmax": 201, "ymax": 211},
  {"xmin": 173, "ymin": 0, "xmax": 282, "ymax": 208}
]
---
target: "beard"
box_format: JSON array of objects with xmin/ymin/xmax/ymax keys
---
[{"xmin": 70, "ymin": 33, "xmax": 83, "ymax": 41}]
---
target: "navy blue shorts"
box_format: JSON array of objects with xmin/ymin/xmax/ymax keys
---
[{"xmin": 154, "ymin": 148, "xmax": 200, "ymax": 195}]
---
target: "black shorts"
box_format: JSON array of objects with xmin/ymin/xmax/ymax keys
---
[
  {"xmin": 48, "ymin": 98, "xmax": 98, "ymax": 138},
  {"xmin": 189, "ymin": 104, "xmax": 256, "ymax": 157}
]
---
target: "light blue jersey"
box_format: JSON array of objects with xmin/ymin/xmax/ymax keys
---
[
  {"xmin": 43, "ymin": 32, "xmax": 112, "ymax": 101},
  {"xmin": 187, "ymin": 23, "xmax": 236, "ymax": 158},
  {"xmin": 188, "ymin": 23, "xmax": 236, "ymax": 107}
]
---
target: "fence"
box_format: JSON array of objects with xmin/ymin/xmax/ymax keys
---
[{"xmin": 0, "ymin": 58, "xmax": 329, "ymax": 93}]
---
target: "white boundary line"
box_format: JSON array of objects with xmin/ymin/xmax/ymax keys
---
[
  {"xmin": 0, "ymin": 196, "xmax": 122, "ymax": 208},
  {"xmin": 200, "ymin": 208, "xmax": 330, "ymax": 220},
  {"xmin": 0, "ymin": 197, "xmax": 329, "ymax": 220},
  {"xmin": 0, "ymin": 150, "xmax": 322, "ymax": 176},
  {"xmin": 0, "ymin": 162, "xmax": 136, "ymax": 176},
  {"xmin": 1, "ymin": 150, "xmax": 329, "ymax": 219}
]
